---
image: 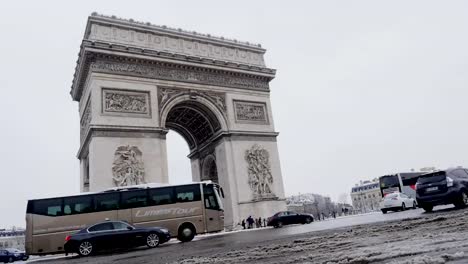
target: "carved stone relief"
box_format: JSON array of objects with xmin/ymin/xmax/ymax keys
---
[
  {"xmin": 91, "ymin": 58, "xmax": 270, "ymax": 91},
  {"xmin": 112, "ymin": 145, "xmax": 146, "ymax": 187},
  {"xmin": 80, "ymin": 99, "xmax": 92, "ymax": 142},
  {"xmin": 245, "ymin": 144, "xmax": 275, "ymax": 200},
  {"xmin": 158, "ymin": 87, "xmax": 226, "ymax": 113},
  {"xmin": 234, "ymin": 100, "xmax": 268, "ymax": 124},
  {"xmin": 102, "ymin": 89, "xmax": 150, "ymax": 116},
  {"xmin": 88, "ymin": 23, "xmax": 266, "ymax": 67}
]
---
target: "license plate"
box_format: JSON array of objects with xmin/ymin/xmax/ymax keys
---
[{"xmin": 426, "ymin": 186, "xmax": 439, "ymax": 192}]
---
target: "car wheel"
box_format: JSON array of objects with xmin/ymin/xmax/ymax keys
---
[
  {"xmin": 454, "ymin": 192, "xmax": 468, "ymax": 208},
  {"xmin": 381, "ymin": 209, "xmax": 387, "ymax": 214},
  {"xmin": 8, "ymin": 257, "xmax": 13, "ymax": 263},
  {"xmin": 276, "ymin": 221, "xmax": 283, "ymax": 228},
  {"xmin": 413, "ymin": 201, "xmax": 417, "ymax": 209},
  {"xmin": 146, "ymin": 233, "xmax": 160, "ymax": 248},
  {"xmin": 422, "ymin": 205, "xmax": 433, "ymax": 212},
  {"xmin": 77, "ymin": 241, "xmax": 93, "ymax": 257},
  {"xmin": 401, "ymin": 203, "xmax": 406, "ymax": 211},
  {"xmin": 305, "ymin": 217, "xmax": 312, "ymax": 224},
  {"xmin": 177, "ymin": 224, "xmax": 195, "ymax": 242}
]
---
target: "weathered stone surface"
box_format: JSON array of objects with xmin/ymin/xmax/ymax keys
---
[{"xmin": 72, "ymin": 14, "xmax": 286, "ymax": 229}]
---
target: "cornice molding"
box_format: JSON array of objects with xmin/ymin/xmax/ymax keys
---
[
  {"xmin": 71, "ymin": 49, "xmax": 274, "ymax": 101},
  {"xmin": 77, "ymin": 125, "xmax": 168, "ymax": 158}
]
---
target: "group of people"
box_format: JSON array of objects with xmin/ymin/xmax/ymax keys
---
[{"xmin": 241, "ymin": 216, "xmax": 267, "ymax": 229}]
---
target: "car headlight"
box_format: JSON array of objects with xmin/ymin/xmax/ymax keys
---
[
  {"xmin": 160, "ymin": 228, "xmax": 169, "ymax": 233},
  {"xmin": 14, "ymin": 253, "xmax": 20, "ymax": 257}
]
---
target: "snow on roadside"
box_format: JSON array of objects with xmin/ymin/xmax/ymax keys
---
[{"xmin": 171, "ymin": 209, "xmax": 468, "ymax": 264}]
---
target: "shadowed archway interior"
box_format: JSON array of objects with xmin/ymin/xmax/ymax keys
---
[{"xmin": 165, "ymin": 101, "xmax": 222, "ymax": 150}]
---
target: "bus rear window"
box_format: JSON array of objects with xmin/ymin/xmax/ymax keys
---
[
  {"xmin": 418, "ymin": 171, "xmax": 446, "ymax": 184},
  {"xmin": 380, "ymin": 176, "xmax": 399, "ymax": 188}
]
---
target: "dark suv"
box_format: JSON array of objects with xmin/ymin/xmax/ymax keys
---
[{"xmin": 416, "ymin": 168, "xmax": 468, "ymax": 212}]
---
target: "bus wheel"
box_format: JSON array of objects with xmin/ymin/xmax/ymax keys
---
[
  {"xmin": 177, "ymin": 224, "xmax": 195, "ymax": 242},
  {"xmin": 78, "ymin": 241, "xmax": 93, "ymax": 257}
]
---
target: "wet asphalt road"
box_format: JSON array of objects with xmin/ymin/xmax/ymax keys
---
[{"xmin": 28, "ymin": 205, "xmax": 452, "ymax": 264}]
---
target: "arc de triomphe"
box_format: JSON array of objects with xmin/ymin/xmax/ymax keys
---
[{"xmin": 71, "ymin": 13, "xmax": 286, "ymax": 228}]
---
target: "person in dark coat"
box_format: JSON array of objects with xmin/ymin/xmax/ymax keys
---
[
  {"xmin": 247, "ymin": 216, "xmax": 254, "ymax": 229},
  {"xmin": 241, "ymin": 219, "xmax": 246, "ymax": 229}
]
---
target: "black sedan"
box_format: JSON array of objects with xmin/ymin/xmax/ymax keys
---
[
  {"xmin": 64, "ymin": 220, "xmax": 171, "ymax": 256},
  {"xmin": 0, "ymin": 248, "xmax": 29, "ymax": 263},
  {"xmin": 267, "ymin": 211, "xmax": 314, "ymax": 228}
]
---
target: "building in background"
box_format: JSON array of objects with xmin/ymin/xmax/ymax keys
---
[
  {"xmin": 0, "ymin": 229, "xmax": 25, "ymax": 250},
  {"xmin": 286, "ymin": 193, "xmax": 352, "ymax": 219},
  {"xmin": 350, "ymin": 179, "xmax": 380, "ymax": 213}
]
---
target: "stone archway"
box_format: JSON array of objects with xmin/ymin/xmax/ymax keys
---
[
  {"xmin": 201, "ymin": 154, "xmax": 218, "ymax": 183},
  {"xmin": 72, "ymin": 14, "xmax": 287, "ymax": 228}
]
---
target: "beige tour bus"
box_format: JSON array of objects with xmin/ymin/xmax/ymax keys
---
[{"xmin": 25, "ymin": 181, "xmax": 224, "ymax": 255}]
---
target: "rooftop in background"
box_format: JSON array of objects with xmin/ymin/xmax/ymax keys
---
[{"xmin": 0, "ymin": 230, "xmax": 25, "ymax": 237}]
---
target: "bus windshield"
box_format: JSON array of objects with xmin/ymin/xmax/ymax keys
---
[
  {"xmin": 380, "ymin": 175, "xmax": 399, "ymax": 188},
  {"xmin": 379, "ymin": 175, "xmax": 401, "ymax": 197}
]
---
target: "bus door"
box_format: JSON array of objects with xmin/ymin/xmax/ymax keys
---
[{"xmin": 202, "ymin": 185, "xmax": 224, "ymax": 232}]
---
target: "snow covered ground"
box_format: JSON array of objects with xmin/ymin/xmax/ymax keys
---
[{"xmin": 173, "ymin": 208, "xmax": 468, "ymax": 264}]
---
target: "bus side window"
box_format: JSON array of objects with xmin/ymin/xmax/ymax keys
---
[
  {"xmin": 94, "ymin": 193, "xmax": 120, "ymax": 212},
  {"xmin": 175, "ymin": 185, "xmax": 201, "ymax": 203},
  {"xmin": 149, "ymin": 187, "xmax": 175, "ymax": 206},
  {"xmin": 121, "ymin": 190, "xmax": 148, "ymax": 209},
  {"xmin": 63, "ymin": 195, "xmax": 93, "ymax": 215},
  {"xmin": 33, "ymin": 198, "xmax": 63, "ymax": 217}
]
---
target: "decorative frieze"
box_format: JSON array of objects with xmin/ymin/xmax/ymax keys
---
[
  {"xmin": 102, "ymin": 89, "xmax": 150, "ymax": 116},
  {"xmin": 234, "ymin": 100, "xmax": 268, "ymax": 124},
  {"xmin": 91, "ymin": 58, "xmax": 270, "ymax": 92},
  {"xmin": 245, "ymin": 144, "xmax": 276, "ymax": 200},
  {"xmin": 88, "ymin": 23, "xmax": 266, "ymax": 67},
  {"xmin": 158, "ymin": 87, "xmax": 226, "ymax": 113},
  {"xmin": 112, "ymin": 145, "xmax": 146, "ymax": 186},
  {"xmin": 80, "ymin": 98, "xmax": 92, "ymax": 142}
]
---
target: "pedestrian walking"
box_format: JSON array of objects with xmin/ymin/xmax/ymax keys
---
[
  {"xmin": 258, "ymin": 217, "xmax": 262, "ymax": 228},
  {"xmin": 247, "ymin": 216, "xmax": 254, "ymax": 229},
  {"xmin": 241, "ymin": 219, "xmax": 246, "ymax": 229},
  {"xmin": 263, "ymin": 218, "xmax": 267, "ymax": 227}
]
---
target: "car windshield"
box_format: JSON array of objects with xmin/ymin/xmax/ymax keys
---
[{"xmin": 417, "ymin": 171, "xmax": 446, "ymax": 184}]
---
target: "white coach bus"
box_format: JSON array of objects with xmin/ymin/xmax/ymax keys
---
[{"xmin": 25, "ymin": 181, "xmax": 224, "ymax": 255}]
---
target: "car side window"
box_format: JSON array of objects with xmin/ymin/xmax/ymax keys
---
[
  {"xmin": 89, "ymin": 222, "xmax": 114, "ymax": 232},
  {"xmin": 113, "ymin": 222, "xmax": 130, "ymax": 230}
]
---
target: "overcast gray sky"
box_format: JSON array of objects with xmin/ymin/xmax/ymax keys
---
[{"xmin": 1, "ymin": 0, "xmax": 468, "ymax": 228}]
